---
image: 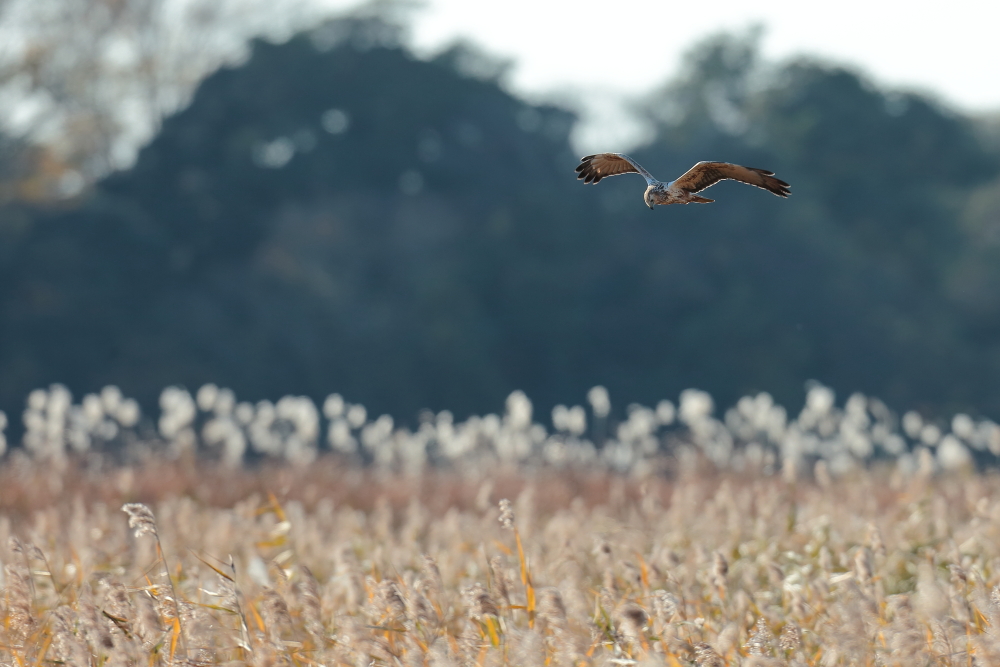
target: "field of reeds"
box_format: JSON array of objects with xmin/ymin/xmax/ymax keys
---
[{"xmin": 3, "ymin": 382, "xmax": 1000, "ymax": 666}]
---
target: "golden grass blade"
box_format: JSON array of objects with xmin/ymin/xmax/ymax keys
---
[
  {"xmin": 492, "ymin": 540, "xmax": 512, "ymax": 556},
  {"xmin": 31, "ymin": 630, "xmax": 51, "ymax": 667},
  {"xmin": 484, "ymin": 617, "xmax": 500, "ymax": 647},
  {"xmin": 190, "ymin": 550, "xmax": 234, "ymax": 581},
  {"xmin": 364, "ymin": 625, "xmax": 407, "ymax": 633},
  {"xmin": 194, "ymin": 602, "xmax": 241, "ymax": 614},
  {"xmin": 264, "ymin": 492, "xmax": 289, "ymax": 523},
  {"xmin": 514, "ymin": 529, "xmax": 527, "ymax": 587},
  {"xmin": 169, "ymin": 617, "xmax": 181, "ymax": 663},
  {"xmin": 103, "ymin": 610, "xmax": 132, "ymax": 637},
  {"xmin": 514, "ymin": 528, "xmax": 536, "ymax": 627},
  {"xmin": 635, "ymin": 552, "xmax": 649, "ymax": 590},
  {"xmin": 248, "ymin": 599, "xmax": 266, "ymax": 632},
  {"xmin": 526, "ymin": 584, "xmax": 536, "ymax": 625}
]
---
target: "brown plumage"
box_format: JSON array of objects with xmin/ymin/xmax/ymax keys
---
[
  {"xmin": 673, "ymin": 161, "xmax": 790, "ymax": 198},
  {"xmin": 575, "ymin": 153, "xmax": 790, "ymax": 209},
  {"xmin": 576, "ymin": 153, "xmax": 654, "ymax": 184}
]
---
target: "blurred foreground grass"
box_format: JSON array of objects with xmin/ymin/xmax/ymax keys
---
[
  {"xmin": 3, "ymin": 382, "xmax": 1000, "ymax": 665},
  {"xmin": 2, "ymin": 456, "xmax": 1000, "ymax": 666}
]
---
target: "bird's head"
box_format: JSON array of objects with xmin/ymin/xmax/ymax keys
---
[{"xmin": 644, "ymin": 188, "xmax": 655, "ymax": 210}]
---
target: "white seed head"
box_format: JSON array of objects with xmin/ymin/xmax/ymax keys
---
[
  {"xmin": 587, "ymin": 386, "xmax": 610, "ymax": 419},
  {"xmin": 498, "ymin": 498, "xmax": 515, "ymax": 530},
  {"xmin": 121, "ymin": 503, "xmax": 158, "ymax": 539}
]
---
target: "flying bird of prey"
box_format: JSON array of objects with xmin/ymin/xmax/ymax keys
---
[{"xmin": 575, "ymin": 153, "xmax": 790, "ymax": 209}]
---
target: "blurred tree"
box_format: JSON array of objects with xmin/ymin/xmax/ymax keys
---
[
  {"xmin": 0, "ymin": 0, "xmax": 358, "ymax": 194},
  {"xmin": 0, "ymin": 15, "xmax": 594, "ymax": 419},
  {"xmin": 627, "ymin": 30, "xmax": 1000, "ymax": 412},
  {"xmin": 1, "ymin": 20, "xmax": 1000, "ymax": 427}
]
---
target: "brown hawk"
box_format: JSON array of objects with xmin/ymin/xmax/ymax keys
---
[{"xmin": 575, "ymin": 153, "xmax": 790, "ymax": 209}]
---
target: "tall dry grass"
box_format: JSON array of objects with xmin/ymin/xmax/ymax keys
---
[
  {"xmin": 1, "ymin": 456, "xmax": 1000, "ymax": 666},
  {"xmin": 3, "ymin": 381, "xmax": 1000, "ymax": 664}
]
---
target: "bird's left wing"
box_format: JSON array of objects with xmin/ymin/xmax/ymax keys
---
[
  {"xmin": 672, "ymin": 162, "xmax": 790, "ymax": 198},
  {"xmin": 575, "ymin": 153, "xmax": 656, "ymax": 185}
]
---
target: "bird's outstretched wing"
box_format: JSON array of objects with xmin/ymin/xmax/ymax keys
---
[
  {"xmin": 575, "ymin": 153, "xmax": 656, "ymax": 185},
  {"xmin": 672, "ymin": 162, "xmax": 790, "ymax": 198}
]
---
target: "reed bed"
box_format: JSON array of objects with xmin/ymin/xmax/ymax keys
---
[
  {"xmin": 1, "ymin": 459, "xmax": 1000, "ymax": 666},
  {"xmin": 2, "ymin": 383, "xmax": 1000, "ymax": 665},
  {"xmin": 3, "ymin": 382, "xmax": 997, "ymax": 478}
]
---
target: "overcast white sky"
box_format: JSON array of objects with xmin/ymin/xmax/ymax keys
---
[
  {"xmin": 310, "ymin": 0, "xmax": 1000, "ymax": 148},
  {"xmin": 403, "ymin": 0, "xmax": 1000, "ymax": 110}
]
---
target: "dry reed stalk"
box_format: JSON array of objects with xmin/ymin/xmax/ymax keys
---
[
  {"xmin": 692, "ymin": 641, "xmax": 725, "ymax": 667},
  {"xmin": 614, "ymin": 601, "xmax": 647, "ymax": 651},
  {"xmin": 488, "ymin": 556, "xmax": 510, "ymax": 611},
  {"xmin": 294, "ymin": 564, "xmax": 323, "ymax": 644},
  {"xmin": 498, "ymin": 497, "xmax": 536, "ymax": 629},
  {"xmin": 710, "ymin": 551, "xmax": 728, "ymax": 600},
  {"xmin": 3, "ymin": 457, "xmax": 1000, "ymax": 667},
  {"xmin": 130, "ymin": 588, "xmax": 163, "ymax": 650},
  {"xmin": 120, "ymin": 502, "xmax": 188, "ymax": 661},
  {"xmin": 259, "ymin": 586, "xmax": 292, "ymax": 646},
  {"xmin": 3, "ymin": 560, "xmax": 36, "ymax": 646},
  {"xmin": 744, "ymin": 617, "xmax": 775, "ymax": 656},
  {"xmin": 48, "ymin": 605, "xmax": 90, "ymax": 667}
]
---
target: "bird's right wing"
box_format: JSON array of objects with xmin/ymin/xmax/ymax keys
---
[
  {"xmin": 575, "ymin": 153, "xmax": 656, "ymax": 185},
  {"xmin": 671, "ymin": 162, "xmax": 791, "ymax": 198}
]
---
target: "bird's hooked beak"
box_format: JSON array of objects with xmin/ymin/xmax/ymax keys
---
[{"xmin": 647, "ymin": 202, "xmax": 654, "ymax": 210}]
